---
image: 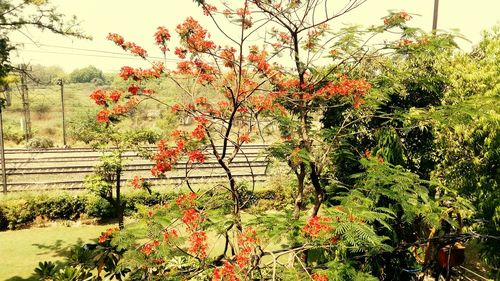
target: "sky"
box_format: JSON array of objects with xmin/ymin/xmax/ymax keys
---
[{"xmin": 9, "ymin": 0, "xmax": 500, "ymax": 73}]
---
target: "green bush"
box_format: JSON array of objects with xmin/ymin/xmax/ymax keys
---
[
  {"xmin": 3, "ymin": 120, "xmax": 24, "ymax": 144},
  {"xmin": 85, "ymin": 195, "xmax": 115, "ymax": 219},
  {"xmin": 0, "ymin": 190, "xmax": 280, "ymax": 231},
  {"xmin": 26, "ymin": 137, "xmax": 54, "ymax": 149},
  {"xmin": 0, "ymin": 199, "xmax": 35, "ymax": 229},
  {"xmin": 31, "ymin": 195, "xmax": 86, "ymax": 220}
]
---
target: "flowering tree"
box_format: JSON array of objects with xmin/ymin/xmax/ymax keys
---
[{"xmin": 87, "ymin": 1, "xmax": 449, "ymax": 280}]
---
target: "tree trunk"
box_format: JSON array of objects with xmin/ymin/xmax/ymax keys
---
[
  {"xmin": 310, "ymin": 163, "xmax": 325, "ymax": 217},
  {"xmin": 293, "ymin": 164, "xmax": 306, "ymax": 219},
  {"xmin": 116, "ymin": 168, "xmax": 124, "ymax": 230}
]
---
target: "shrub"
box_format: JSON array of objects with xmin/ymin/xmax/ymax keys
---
[
  {"xmin": 0, "ymin": 190, "xmax": 280, "ymax": 231},
  {"xmin": 3, "ymin": 121, "xmax": 24, "ymax": 144},
  {"xmin": 32, "ymin": 195, "xmax": 86, "ymax": 220},
  {"xmin": 0, "ymin": 199, "xmax": 34, "ymax": 229},
  {"xmin": 84, "ymin": 195, "xmax": 115, "ymax": 219},
  {"xmin": 26, "ymin": 137, "xmax": 54, "ymax": 149}
]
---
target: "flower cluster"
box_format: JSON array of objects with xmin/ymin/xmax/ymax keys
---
[
  {"xmin": 89, "ymin": 89, "xmax": 138, "ymax": 123},
  {"xmin": 176, "ymin": 17, "xmax": 216, "ymax": 53},
  {"xmin": 311, "ymin": 273, "xmax": 329, "ymax": 281},
  {"xmin": 213, "ymin": 227, "xmax": 260, "ymax": 280},
  {"xmin": 394, "ymin": 36, "xmax": 431, "ymax": 49},
  {"xmin": 98, "ymin": 227, "xmax": 119, "ymax": 243},
  {"xmin": 119, "ymin": 63, "xmax": 164, "ymax": 81},
  {"xmin": 303, "ymin": 216, "xmax": 333, "ymax": 238},
  {"xmin": 315, "ymin": 76, "xmax": 371, "ymax": 107},
  {"xmin": 236, "ymin": 3, "xmax": 252, "ymax": 29},
  {"xmin": 141, "ymin": 240, "xmax": 160, "ymax": 255},
  {"xmin": 202, "ymin": 4, "xmax": 217, "ymax": 16},
  {"xmin": 107, "ymin": 32, "xmax": 147, "ymax": 58},
  {"xmin": 247, "ymin": 45, "xmax": 270, "ymax": 73},
  {"xmin": 212, "ymin": 262, "xmax": 238, "ymax": 281},
  {"xmin": 383, "ymin": 11, "xmax": 412, "ymax": 27},
  {"xmin": 220, "ymin": 46, "xmax": 237, "ymax": 68},
  {"xmin": 176, "ymin": 192, "xmax": 197, "ymax": 208},
  {"xmin": 151, "ymin": 140, "xmax": 181, "ymax": 176},
  {"xmin": 304, "ymin": 23, "xmax": 329, "ymax": 50},
  {"xmin": 130, "ymin": 176, "xmax": 145, "ymax": 189},
  {"xmin": 176, "ymin": 192, "xmax": 208, "ymax": 259},
  {"xmin": 163, "ymin": 228, "xmax": 179, "ymax": 241},
  {"xmin": 154, "ymin": 26, "xmax": 171, "ymax": 53}
]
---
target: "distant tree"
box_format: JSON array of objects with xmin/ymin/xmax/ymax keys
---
[
  {"xmin": 0, "ymin": 0, "xmax": 88, "ymax": 80},
  {"xmin": 69, "ymin": 65, "xmax": 105, "ymax": 84},
  {"xmin": 29, "ymin": 64, "xmax": 65, "ymax": 85}
]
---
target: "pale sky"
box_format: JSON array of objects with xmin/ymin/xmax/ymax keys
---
[{"xmin": 9, "ymin": 0, "xmax": 500, "ymax": 73}]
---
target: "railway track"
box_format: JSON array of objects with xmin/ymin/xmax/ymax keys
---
[{"xmin": 0, "ymin": 144, "xmax": 270, "ymax": 192}]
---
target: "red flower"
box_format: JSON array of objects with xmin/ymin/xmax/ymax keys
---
[
  {"xmin": 220, "ymin": 47, "xmax": 236, "ymax": 68},
  {"xmin": 154, "ymin": 26, "xmax": 171, "ymax": 53},
  {"xmin": 171, "ymin": 103, "xmax": 182, "ymax": 113},
  {"xmin": 176, "ymin": 17, "xmax": 215, "ymax": 53},
  {"xmin": 212, "ymin": 261, "xmax": 239, "ymax": 281},
  {"xmin": 130, "ymin": 176, "xmax": 145, "ymax": 189},
  {"xmin": 188, "ymin": 150, "xmax": 206, "ymax": 163},
  {"xmin": 109, "ymin": 90, "xmax": 121, "ymax": 103},
  {"xmin": 195, "ymin": 96, "xmax": 208, "ymax": 104},
  {"xmin": 90, "ymin": 89, "xmax": 107, "ymax": 105},
  {"xmin": 119, "ymin": 66, "xmax": 135, "ymax": 80},
  {"xmin": 194, "ymin": 115, "xmax": 209, "ymax": 125},
  {"xmin": 303, "ymin": 216, "xmax": 333, "ymax": 238},
  {"xmin": 124, "ymin": 42, "xmax": 147, "ymax": 58},
  {"xmin": 189, "ymin": 230, "xmax": 208, "ymax": 258},
  {"xmin": 96, "ymin": 108, "xmax": 110, "ymax": 123},
  {"xmin": 202, "ymin": 4, "xmax": 217, "ymax": 16},
  {"xmin": 127, "ymin": 84, "xmax": 140, "ymax": 95},
  {"xmin": 181, "ymin": 208, "xmax": 202, "ymax": 229},
  {"xmin": 176, "ymin": 192, "xmax": 197, "ymax": 208},
  {"xmin": 191, "ymin": 125, "xmax": 206, "ymax": 140},
  {"xmin": 98, "ymin": 228, "xmax": 118, "ymax": 243},
  {"xmin": 151, "ymin": 140, "xmax": 181, "ymax": 176},
  {"xmin": 107, "ymin": 33, "xmax": 124, "ymax": 46},
  {"xmin": 141, "ymin": 240, "xmax": 160, "ymax": 255},
  {"xmin": 163, "ymin": 228, "xmax": 178, "ymax": 241},
  {"xmin": 311, "ymin": 273, "xmax": 329, "ymax": 281},
  {"xmin": 238, "ymin": 134, "xmax": 250, "ymax": 144},
  {"xmin": 174, "ymin": 47, "xmax": 187, "ymax": 59}
]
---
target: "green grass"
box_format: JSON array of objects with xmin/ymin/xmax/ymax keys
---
[{"xmin": 0, "ymin": 223, "xmax": 113, "ymax": 280}]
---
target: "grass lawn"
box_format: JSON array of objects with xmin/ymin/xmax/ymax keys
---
[{"xmin": 0, "ymin": 223, "xmax": 113, "ymax": 280}]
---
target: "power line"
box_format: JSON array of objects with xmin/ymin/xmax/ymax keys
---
[
  {"xmin": 14, "ymin": 41, "xmax": 181, "ymax": 62},
  {"xmin": 20, "ymin": 49, "xmax": 158, "ymax": 61}
]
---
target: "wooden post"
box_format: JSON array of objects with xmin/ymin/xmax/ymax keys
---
[
  {"xmin": 0, "ymin": 107, "xmax": 7, "ymax": 193},
  {"xmin": 432, "ymin": 0, "xmax": 439, "ymax": 34},
  {"xmin": 19, "ymin": 64, "xmax": 32, "ymax": 143},
  {"xmin": 57, "ymin": 79, "xmax": 67, "ymax": 147}
]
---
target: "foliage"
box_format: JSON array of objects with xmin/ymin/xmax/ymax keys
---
[
  {"xmin": 34, "ymin": 261, "xmax": 58, "ymax": 280},
  {"xmin": 0, "ymin": 191, "xmax": 167, "ymax": 230},
  {"xmin": 26, "ymin": 136, "xmax": 55, "ymax": 148},
  {"xmin": 29, "ymin": 64, "xmax": 66, "ymax": 85},
  {"xmin": 56, "ymin": 1, "xmax": 492, "ymax": 280},
  {"xmin": 68, "ymin": 65, "xmax": 106, "ymax": 84},
  {"xmin": 2, "ymin": 119, "xmax": 24, "ymax": 144}
]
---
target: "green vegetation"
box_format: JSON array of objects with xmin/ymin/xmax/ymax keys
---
[{"xmin": 0, "ymin": 1, "xmax": 498, "ymax": 280}]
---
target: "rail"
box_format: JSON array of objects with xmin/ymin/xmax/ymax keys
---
[{"xmin": 0, "ymin": 144, "xmax": 270, "ymax": 192}]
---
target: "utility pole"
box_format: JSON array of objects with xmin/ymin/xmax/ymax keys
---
[
  {"xmin": 432, "ymin": 0, "xmax": 439, "ymax": 34},
  {"xmin": 57, "ymin": 79, "xmax": 67, "ymax": 147},
  {"xmin": 19, "ymin": 64, "xmax": 32, "ymax": 143},
  {"xmin": 0, "ymin": 106, "xmax": 7, "ymax": 193}
]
